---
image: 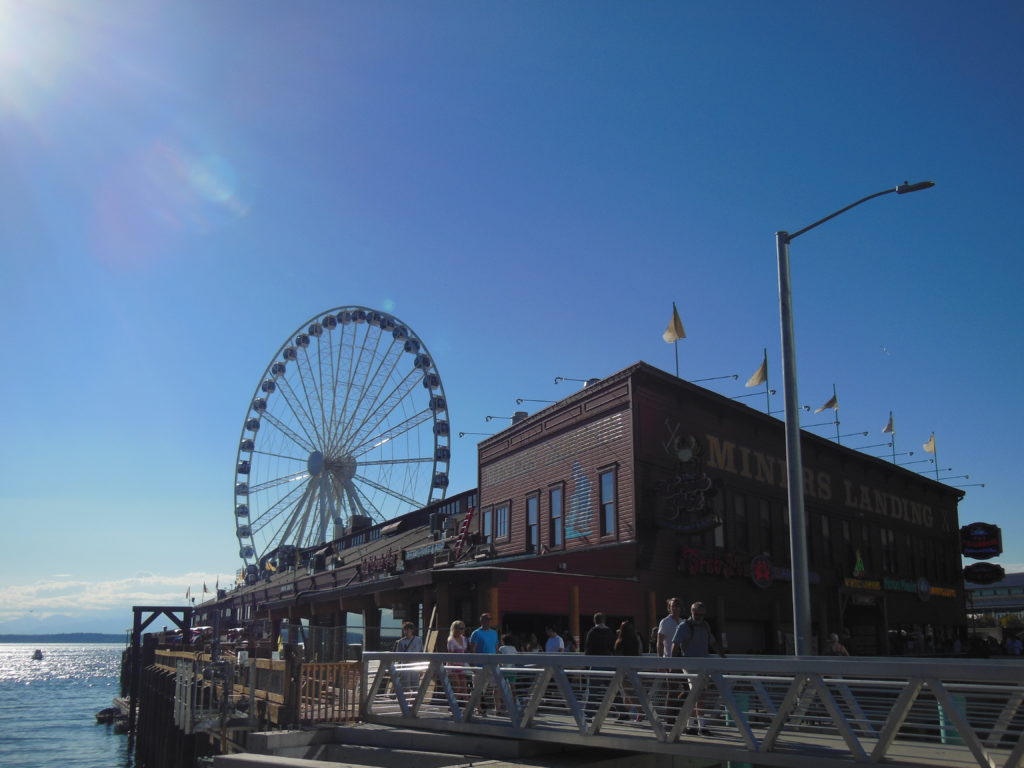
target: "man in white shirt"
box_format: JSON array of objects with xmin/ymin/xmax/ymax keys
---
[
  {"xmin": 658, "ymin": 597, "xmax": 684, "ymax": 657},
  {"xmin": 654, "ymin": 597, "xmax": 685, "ymax": 714}
]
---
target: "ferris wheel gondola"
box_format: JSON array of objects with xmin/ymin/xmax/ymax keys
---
[{"xmin": 233, "ymin": 307, "xmax": 450, "ymax": 569}]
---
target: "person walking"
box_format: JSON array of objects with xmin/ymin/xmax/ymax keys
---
[
  {"xmin": 583, "ymin": 612, "xmax": 616, "ymax": 709},
  {"xmin": 394, "ymin": 621, "xmax": 423, "ymax": 699},
  {"xmin": 544, "ymin": 626, "xmax": 565, "ymax": 653},
  {"xmin": 395, "ymin": 621, "xmax": 423, "ymax": 652},
  {"xmin": 614, "ymin": 619, "xmax": 643, "ymax": 720},
  {"xmin": 584, "ymin": 612, "xmax": 616, "ymax": 656},
  {"xmin": 658, "ymin": 597, "xmax": 685, "ymax": 657},
  {"xmin": 446, "ymin": 620, "xmax": 469, "ymax": 701},
  {"xmin": 824, "ymin": 633, "xmax": 850, "ymax": 656},
  {"xmin": 497, "ymin": 633, "xmax": 520, "ymax": 712},
  {"xmin": 654, "ymin": 597, "xmax": 686, "ymax": 713},
  {"xmin": 469, "ymin": 613, "xmax": 499, "ymax": 715},
  {"xmin": 671, "ymin": 601, "xmax": 726, "ymax": 737}
]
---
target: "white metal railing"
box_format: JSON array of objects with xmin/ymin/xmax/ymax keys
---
[{"xmin": 362, "ymin": 652, "xmax": 1024, "ymax": 768}]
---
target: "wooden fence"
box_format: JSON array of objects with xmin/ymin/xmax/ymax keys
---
[{"xmin": 153, "ymin": 649, "xmax": 360, "ymax": 727}]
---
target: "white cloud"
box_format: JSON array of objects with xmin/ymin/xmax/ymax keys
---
[{"xmin": 0, "ymin": 571, "xmax": 235, "ymax": 623}]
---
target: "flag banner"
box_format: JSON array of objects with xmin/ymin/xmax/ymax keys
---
[
  {"xmin": 662, "ymin": 303, "xmax": 686, "ymax": 343},
  {"xmin": 746, "ymin": 355, "xmax": 768, "ymax": 387},
  {"xmin": 882, "ymin": 411, "xmax": 894, "ymax": 434},
  {"xmin": 186, "ymin": 586, "xmax": 191, "ymax": 600},
  {"xmin": 203, "ymin": 582, "xmax": 209, "ymax": 594},
  {"xmin": 814, "ymin": 393, "xmax": 839, "ymax": 413},
  {"xmin": 923, "ymin": 432, "xmax": 936, "ymax": 454}
]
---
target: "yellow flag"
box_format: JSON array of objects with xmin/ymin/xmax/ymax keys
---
[
  {"xmin": 814, "ymin": 393, "xmax": 839, "ymax": 413},
  {"xmin": 662, "ymin": 303, "xmax": 686, "ymax": 343},
  {"xmin": 882, "ymin": 411, "xmax": 894, "ymax": 434},
  {"xmin": 923, "ymin": 433, "xmax": 936, "ymax": 454},
  {"xmin": 745, "ymin": 354, "xmax": 767, "ymax": 387}
]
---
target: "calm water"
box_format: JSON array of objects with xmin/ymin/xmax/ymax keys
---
[{"xmin": 0, "ymin": 644, "xmax": 133, "ymax": 768}]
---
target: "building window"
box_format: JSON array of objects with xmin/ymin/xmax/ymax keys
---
[
  {"xmin": 481, "ymin": 506, "xmax": 493, "ymax": 543},
  {"xmin": 729, "ymin": 495, "xmax": 747, "ymax": 552},
  {"xmin": 526, "ymin": 494, "xmax": 539, "ymax": 552},
  {"xmin": 549, "ymin": 485, "xmax": 564, "ymax": 549},
  {"xmin": 495, "ymin": 502, "xmax": 510, "ymax": 541},
  {"xmin": 599, "ymin": 468, "xmax": 616, "ymax": 537},
  {"xmin": 758, "ymin": 499, "xmax": 772, "ymax": 553}
]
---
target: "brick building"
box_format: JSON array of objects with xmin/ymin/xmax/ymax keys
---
[
  {"xmin": 207, "ymin": 361, "xmax": 966, "ymax": 657},
  {"xmin": 462, "ymin": 361, "xmax": 965, "ymax": 655}
]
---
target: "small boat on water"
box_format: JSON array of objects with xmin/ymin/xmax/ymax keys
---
[{"xmin": 31, "ymin": 649, "xmax": 43, "ymax": 660}]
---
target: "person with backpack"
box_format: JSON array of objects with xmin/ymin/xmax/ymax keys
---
[
  {"xmin": 671, "ymin": 601, "xmax": 726, "ymax": 737},
  {"xmin": 393, "ymin": 622, "xmax": 423, "ymax": 700}
]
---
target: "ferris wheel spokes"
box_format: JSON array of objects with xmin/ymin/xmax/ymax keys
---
[
  {"xmin": 335, "ymin": 365, "xmax": 423, "ymax": 457},
  {"xmin": 266, "ymin": 385, "xmax": 321, "ymax": 450},
  {"xmin": 344, "ymin": 332, "xmax": 406, "ymax": 425},
  {"xmin": 253, "ymin": 475, "xmax": 315, "ymax": 539},
  {"xmin": 277, "ymin": 477, "xmax": 320, "ymax": 553},
  {"xmin": 274, "ymin": 371, "xmax": 325, "ymax": 448},
  {"xmin": 248, "ymin": 469, "xmax": 311, "ymax": 495},
  {"xmin": 357, "ymin": 457, "xmax": 434, "ymax": 466},
  {"xmin": 330, "ymin": 340, "xmax": 407, "ymax": 456},
  {"xmin": 354, "ymin": 473, "xmax": 422, "ymax": 509},
  {"xmin": 336, "ymin": 320, "xmax": 371, "ymax": 438},
  {"xmin": 342, "ymin": 480, "xmax": 375, "ymax": 522},
  {"xmin": 292, "ymin": 478, "xmax": 322, "ymax": 552},
  {"xmin": 347, "ymin": 408, "xmax": 432, "ymax": 459},
  {"xmin": 251, "ymin": 448, "xmax": 308, "ymax": 463},
  {"xmin": 296, "ymin": 344, "xmax": 328, "ymax": 450},
  {"xmin": 316, "ymin": 472, "xmax": 338, "ymax": 544}
]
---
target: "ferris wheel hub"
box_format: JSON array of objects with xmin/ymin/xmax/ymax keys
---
[
  {"xmin": 307, "ymin": 450, "xmax": 325, "ymax": 476},
  {"xmin": 327, "ymin": 454, "xmax": 357, "ymax": 482}
]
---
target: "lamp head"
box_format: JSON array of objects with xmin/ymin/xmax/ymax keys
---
[{"xmin": 896, "ymin": 180, "xmax": 935, "ymax": 194}]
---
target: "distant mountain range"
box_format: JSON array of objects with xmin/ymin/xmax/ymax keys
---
[{"xmin": 0, "ymin": 633, "xmax": 125, "ymax": 643}]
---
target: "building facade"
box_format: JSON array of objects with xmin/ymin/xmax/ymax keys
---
[
  {"xmin": 201, "ymin": 361, "xmax": 966, "ymax": 657},
  {"xmin": 470, "ymin": 362, "xmax": 965, "ymax": 654}
]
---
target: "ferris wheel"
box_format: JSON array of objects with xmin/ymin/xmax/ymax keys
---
[{"xmin": 233, "ymin": 307, "xmax": 450, "ymax": 568}]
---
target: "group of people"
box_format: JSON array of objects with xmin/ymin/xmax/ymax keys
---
[{"xmin": 393, "ymin": 601, "xmax": 733, "ymax": 732}]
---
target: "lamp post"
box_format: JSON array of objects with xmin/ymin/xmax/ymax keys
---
[{"xmin": 776, "ymin": 180, "xmax": 934, "ymax": 656}]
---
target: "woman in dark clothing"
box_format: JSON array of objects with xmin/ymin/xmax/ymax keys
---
[
  {"xmin": 614, "ymin": 620, "xmax": 641, "ymax": 656},
  {"xmin": 613, "ymin": 620, "xmax": 642, "ymax": 719}
]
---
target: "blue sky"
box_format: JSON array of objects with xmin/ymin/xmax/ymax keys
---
[{"xmin": 0, "ymin": 1, "xmax": 1021, "ymax": 633}]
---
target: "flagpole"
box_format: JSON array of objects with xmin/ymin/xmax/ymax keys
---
[
  {"xmin": 674, "ymin": 339, "xmax": 679, "ymax": 378},
  {"xmin": 832, "ymin": 384, "xmax": 840, "ymax": 443},
  {"xmin": 762, "ymin": 348, "xmax": 770, "ymax": 413},
  {"xmin": 890, "ymin": 412, "xmax": 896, "ymax": 463}
]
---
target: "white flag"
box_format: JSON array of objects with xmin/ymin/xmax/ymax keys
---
[
  {"xmin": 814, "ymin": 393, "xmax": 839, "ymax": 413},
  {"xmin": 662, "ymin": 303, "xmax": 686, "ymax": 343},
  {"xmin": 745, "ymin": 354, "xmax": 767, "ymax": 387}
]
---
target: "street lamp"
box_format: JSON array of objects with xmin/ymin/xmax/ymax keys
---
[{"xmin": 776, "ymin": 180, "xmax": 934, "ymax": 656}]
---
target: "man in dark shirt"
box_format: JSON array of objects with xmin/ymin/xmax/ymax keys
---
[
  {"xmin": 584, "ymin": 612, "xmax": 616, "ymax": 656},
  {"xmin": 583, "ymin": 612, "xmax": 616, "ymax": 711}
]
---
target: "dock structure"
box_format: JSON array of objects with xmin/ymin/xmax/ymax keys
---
[
  {"xmin": 122, "ymin": 643, "xmax": 1024, "ymax": 768},
  {"xmin": 124, "ymin": 361, "xmax": 992, "ymax": 765}
]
